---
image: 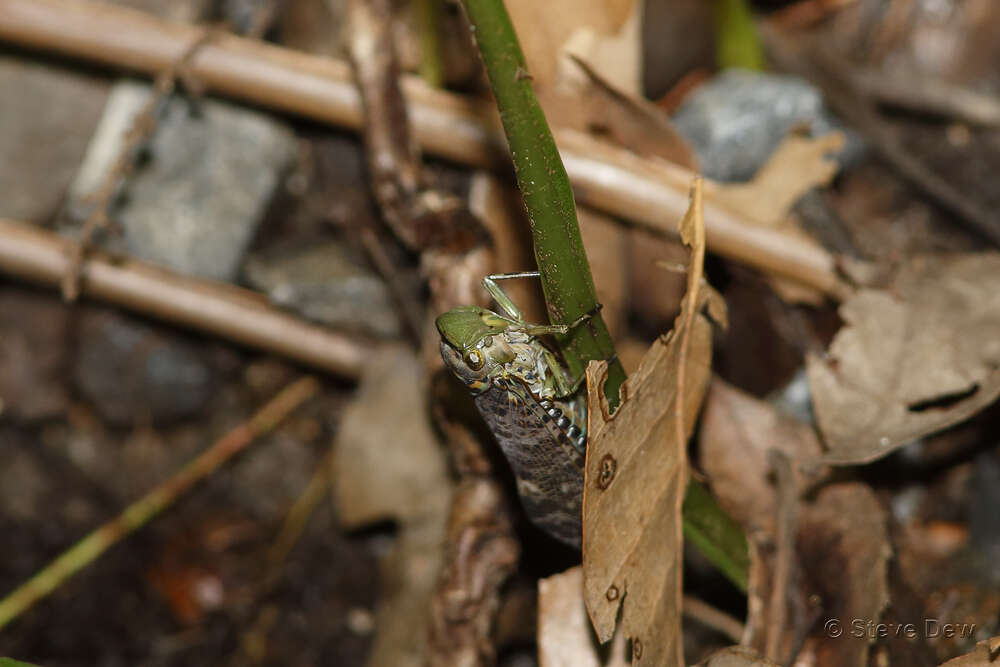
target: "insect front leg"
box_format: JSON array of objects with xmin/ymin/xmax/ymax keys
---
[
  {"xmin": 483, "ymin": 272, "xmax": 598, "ymax": 337},
  {"xmin": 482, "ymin": 271, "xmax": 539, "ymax": 322}
]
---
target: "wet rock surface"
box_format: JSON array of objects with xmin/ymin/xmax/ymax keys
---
[
  {"xmin": 67, "ymin": 80, "xmax": 298, "ymax": 281},
  {"xmin": 243, "ymin": 241, "xmax": 402, "ymax": 338},
  {"xmin": 673, "ymin": 69, "xmax": 863, "ymax": 182},
  {"xmin": 72, "ymin": 309, "xmax": 216, "ymax": 426}
]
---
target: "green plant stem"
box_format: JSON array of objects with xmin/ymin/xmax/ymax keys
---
[
  {"xmin": 459, "ymin": 0, "xmax": 747, "ymax": 591},
  {"xmin": 459, "ymin": 0, "xmax": 626, "ymax": 408},
  {"xmin": 713, "ymin": 0, "xmax": 766, "ymax": 71},
  {"xmin": 683, "ymin": 479, "xmax": 749, "ymax": 592},
  {"xmin": 415, "ymin": 0, "xmax": 445, "ymax": 88},
  {"xmin": 0, "ymin": 377, "xmax": 320, "ymax": 632}
]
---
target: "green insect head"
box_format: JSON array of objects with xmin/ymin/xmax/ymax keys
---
[{"xmin": 436, "ymin": 306, "xmax": 516, "ymax": 390}]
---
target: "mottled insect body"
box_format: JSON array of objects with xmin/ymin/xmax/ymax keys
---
[{"xmin": 436, "ymin": 273, "xmax": 589, "ymax": 547}]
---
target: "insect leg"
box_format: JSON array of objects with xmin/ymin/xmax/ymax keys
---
[
  {"xmin": 482, "ymin": 271, "xmax": 541, "ymax": 322},
  {"xmin": 484, "ymin": 272, "xmax": 601, "ymax": 336}
]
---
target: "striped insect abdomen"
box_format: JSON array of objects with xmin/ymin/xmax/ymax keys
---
[{"xmin": 473, "ymin": 378, "xmax": 585, "ymax": 547}]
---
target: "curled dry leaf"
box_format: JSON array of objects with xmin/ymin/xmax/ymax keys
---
[
  {"xmin": 792, "ymin": 483, "xmax": 891, "ymax": 667},
  {"xmin": 938, "ymin": 637, "xmax": 1000, "ymax": 666},
  {"xmin": 699, "ymin": 378, "xmax": 826, "ymax": 536},
  {"xmin": 504, "ymin": 0, "xmax": 639, "ymax": 93},
  {"xmin": 332, "ymin": 347, "xmax": 452, "ymax": 667},
  {"xmin": 711, "ymin": 130, "xmax": 845, "ymax": 305},
  {"xmin": 692, "ymin": 646, "xmax": 780, "ymax": 667},
  {"xmin": 583, "ymin": 180, "xmax": 717, "ymax": 666},
  {"xmin": 808, "ymin": 253, "xmax": 1000, "ymax": 465},
  {"xmin": 546, "ymin": 55, "xmax": 698, "ymax": 170},
  {"xmin": 711, "ymin": 131, "xmax": 844, "ymax": 232},
  {"xmin": 538, "ymin": 566, "xmax": 628, "ymax": 667},
  {"xmin": 699, "ymin": 384, "xmax": 890, "ymax": 666}
]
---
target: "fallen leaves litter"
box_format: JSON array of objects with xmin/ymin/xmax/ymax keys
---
[
  {"xmin": 808, "ymin": 253, "xmax": 1000, "ymax": 464},
  {"xmin": 711, "ymin": 131, "xmax": 844, "ymax": 232},
  {"xmin": 937, "ymin": 637, "xmax": 1000, "ymax": 666},
  {"xmin": 699, "ymin": 381, "xmax": 891, "ymax": 666},
  {"xmin": 332, "ymin": 346, "xmax": 452, "ymax": 667},
  {"xmin": 692, "ymin": 646, "xmax": 780, "ymax": 667},
  {"xmin": 538, "ymin": 566, "xmax": 628, "ymax": 667},
  {"xmin": 794, "ymin": 482, "xmax": 892, "ymax": 667},
  {"xmin": 582, "ymin": 179, "xmax": 717, "ymax": 666},
  {"xmin": 699, "ymin": 378, "xmax": 826, "ymax": 537}
]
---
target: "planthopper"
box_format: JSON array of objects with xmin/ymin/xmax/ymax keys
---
[{"xmin": 436, "ymin": 272, "xmax": 592, "ymax": 547}]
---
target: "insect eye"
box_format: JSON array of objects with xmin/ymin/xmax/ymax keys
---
[{"xmin": 466, "ymin": 349, "xmax": 484, "ymax": 370}]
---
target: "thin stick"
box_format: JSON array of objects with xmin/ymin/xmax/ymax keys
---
[
  {"xmin": 0, "ymin": 0, "xmax": 846, "ymax": 299},
  {"xmin": 681, "ymin": 594, "xmax": 745, "ymax": 644},
  {"xmin": 759, "ymin": 21, "xmax": 1000, "ymax": 246},
  {"xmin": 62, "ymin": 27, "xmax": 217, "ymax": 301},
  {"xmin": 765, "ymin": 449, "xmax": 799, "ymax": 664},
  {"xmin": 0, "ymin": 376, "xmax": 321, "ymax": 631},
  {"xmin": 0, "ymin": 218, "xmax": 373, "ymax": 378}
]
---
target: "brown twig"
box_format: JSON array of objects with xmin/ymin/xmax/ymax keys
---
[
  {"xmin": 358, "ymin": 225, "xmax": 426, "ymax": 344},
  {"xmin": 765, "ymin": 449, "xmax": 799, "ymax": 665},
  {"xmin": 851, "ymin": 66, "xmax": 1000, "ymax": 127},
  {"xmin": 347, "ymin": 0, "xmax": 424, "ymax": 250},
  {"xmin": 0, "ymin": 376, "xmax": 320, "ymax": 631},
  {"xmin": 681, "ymin": 594, "xmax": 745, "ymax": 644},
  {"xmin": 759, "ymin": 21, "xmax": 1000, "ymax": 246},
  {"xmin": 0, "ymin": 0, "xmax": 846, "ymax": 298},
  {"xmin": 61, "ymin": 28, "xmax": 217, "ymax": 301},
  {"xmin": 0, "ymin": 218, "xmax": 373, "ymax": 378},
  {"xmin": 342, "ymin": 1, "xmax": 515, "ymax": 662}
]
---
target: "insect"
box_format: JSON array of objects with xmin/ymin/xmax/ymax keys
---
[{"xmin": 436, "ymin": 272, "xmax": 591, "ymax": 547}]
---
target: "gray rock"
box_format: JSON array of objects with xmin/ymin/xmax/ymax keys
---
[
  {"xmin": 672, "ymin": 69, "xmax": 864, "ymax": 182},
  {"xmin": 243, "ymin": 242, "xmax": 402, "ymax": 338},
  {"xmin": 68, "ymin": 80, "xmax": 297, "ymax": 281},
  {"xmin": 0, "ymin": 56, "xmax": 108, "ymax": 222},
  {"xmin": 73, "ymin": 310, "xmax": 215, "ymax": 425}
]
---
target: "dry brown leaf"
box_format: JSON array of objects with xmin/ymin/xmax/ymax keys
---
[
  {"xmin": 505, "ymin": 0, "xmax": 638, "ymax": 91},
  {"xmin": 560, "ymin": 0, "xmax": 640, "ymax": 94},
  {"xmin": 692, "ymin": 646, "xmax": 781, "ymax": 667},
  {"xmin": 699, "ymin": 378, "xmax": 826, "ymax": 537},
  {"xmin": 332, "ymin": 347, "xmax": 451, "ymax": 667},
  {"xmin": 808, "ymin": 253, "xmax": 1000, "ymax": 465},
  {"xmin": 711, "ymin": 132, "xmax": 844, "ymax": 231},
  {"xmin": 545, "ymin": 56, "xmax": 698, "ymax": 170},
  {"xmin": 582, "ymin": 180, "xmax": 716, "ymax": 666},
  {"xmin": 938, "ymin": 637, "xmax": 1000, "ymax": 666},
  {"xmin": 538, "ymin": 566, "xmax": 628, "ymax": 667},
  {"xmin": 711, "ymin": 131, "xmax": 845, "ymax": 305},
  {"xmin": 792, "ymin": 483, "xmax": 891, "ymax": 667},
  {"xmin": 700, "ymin": 385, "xmax": 890, "ymax": 666},
  {"xmin": 333, "ymin": 346, "xmax": 450, "ymax": 525},
  {"xmin": 747, "ymin": 482, "xmax": 892, "ymax": 667}
]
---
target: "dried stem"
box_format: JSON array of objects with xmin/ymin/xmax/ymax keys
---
[
  {"xmin": 344, "ymin": 3, "xmax": 516, "ymax": 664},
  {"xmin": 0, "ymin": 218, "xmax": 373, "ymax": 378},
  {"xmin": 0, "ymin": 376, "xmax": 320, "ymax": 631},
  {"xmin": 682, "ymin": 594, "xmax": 746, "ymax": 644},
  {"xmin": 0, "ymin": 0, "xmax": 846, "ymax": 298},
  {"xmin": 760, "ymin": 20, "xmax": 1000, "ymax": 246}
]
